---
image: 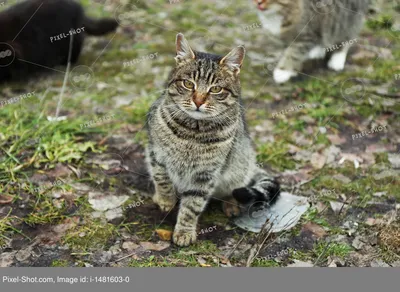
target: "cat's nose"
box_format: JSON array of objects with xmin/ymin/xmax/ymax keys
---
[{"xmin": 192, "ymin": 93, "xmax": 207, "ymax": 108}]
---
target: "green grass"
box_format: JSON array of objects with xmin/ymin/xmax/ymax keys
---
[
  {"xmin": 62, "ymin": 219, "xmax": 120, "ymax": 252},
  {"xmin": 51, "ymin": 259, "xmax": 70, "ymax": 267}
]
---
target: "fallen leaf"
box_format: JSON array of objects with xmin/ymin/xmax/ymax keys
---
[
  {"xmin": 156, "ymin": 229, "xmax": 173, "ymax": 241},
  {"xmin": 365, "ymin": 144, "xmax": 397, "ymax": 153},
  {"xmin": 370, "ymin": 259, "xmax": 390, "ymax": 267},
  {"xmin": 46, "ymin": 163, "xmax": 72, "ymax": 178},
  {"xmin": 388, "ymin": 153, "xmax": 400, "ymax": 169},
  {"xmin": 323, "ymin": 145, "xmax": 341, "ymax": 165},
  {"xmin": 351, "ymin": 49, "xmax": 376, "ymax": 61},
  {"xmin": 365, "ymin": 218, "xmax": 384, "ymax": 226},
  {"xmin": 352, "ymin": 236, "xmax": 365, "ymax": 250},
  {"xmin": 330, "ymin": 201, "xmax": 346, "ymax": 214},
  {"xmin": 53, "ymin": 217, "xmax": 79, "ymax": 234},
  {"xmin": 288, "ymin": 260, "xmax": 313, "ymax": 267},
  {"xmin": 140, "ymin": 241, "xmax": 170, "ymax": 251},
  {"xmin": 122, "ymin": 241, "xmax": 140, "ymax": 251},
  {"xmin": 88, "ymin": 192, "xmax": 129, "ymax": 211},
  {"xmin": 197, "ymin": 256, "xmax": 211, "ymax": 267},
  {"xmin": 338, "ymin": 153, "xmax": 363, "ymax": 168},
  {"xmin": 0, "ymin": 252, "xmax": 15, "ymax": 267},
  {"xmin": 0, "ymin": 194, "xmax": 14, "ymax": 204},
  {"xmin": 327, "ymin": 134, "xmax": 346, "ymax": 145},
  {"xmin": 315, "ymin": 202, "xmax": 327, "ymax": 213},
  {"xmin": 311, "ymin": 152, "xmax": 326, "ymax": 169},
  {"xmin": 302, "ymin": 222, "xmax": 327, "ymax": 238}
]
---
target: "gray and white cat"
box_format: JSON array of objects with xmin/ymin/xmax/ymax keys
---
[
  {"xmin": 146, "ymin": 33, "xmax": 280, "ymax": 246},
  {"xmin": 254, "ymin": 0, "xmax": 370, "ymax": 83}
]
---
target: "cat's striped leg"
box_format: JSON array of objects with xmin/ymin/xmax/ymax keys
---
[
  {"xmin": 173, "ymin": 192, "xmax": 209, "ymax": 246},
  {"xmin": 150, "ymin": 162, "xmax": 177, "ymax": 212},
  {"xmin": 232, "ymin": 170, "xmax": 280, "ymax": 205}
]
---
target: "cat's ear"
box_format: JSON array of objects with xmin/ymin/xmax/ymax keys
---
[
  {"xmin": 220, "ymin": 46, "xmax": 246, "ymax": 75},
  {"xmin": 175, "ymin": 33, "xmax": 195, "ymax": 63}
]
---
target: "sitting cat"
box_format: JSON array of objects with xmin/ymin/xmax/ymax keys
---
[
  {"xmin": 0, "ymin": 0, "xmax": 118, "ymax": 82},
  {"xmin": 254, "ymin": 0, "xmax": 370, "ymax": 83},
  {"xmin": 146, "ymin": 33, "xmax": 280, "ymax": 246}
]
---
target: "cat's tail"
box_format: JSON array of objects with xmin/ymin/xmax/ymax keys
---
[
  {"xmin": 83, "ymin": 16, "xmax": 119, "ymax": 36},
  {"xmin": 232, "ymin": 171, "xmax": 280, "ymax": 206}
]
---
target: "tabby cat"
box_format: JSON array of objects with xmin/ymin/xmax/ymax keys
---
[
  {"xmin": 0, "ymin": 0, "xmax": 118, "ymax": 82},
  {"xmin": 254, "ymin": 0, "xmax": 370, "ymax": 83},
  {"xmin": 146, "ymin": 33, "xmax": 280, "ymax": 246}
]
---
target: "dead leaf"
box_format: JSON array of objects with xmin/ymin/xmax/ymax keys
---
[
  {"xmin": 388, "ymin": 153, "xmax": 400, "ymax": 169},
  {"xmin": 330, "ymin": 201, "xmax": 346, "ymax": 214},
  {"xmin": 46, "ymin": 163, "xmax": 72, "ymax": 178},
  {"xmin": 339, "ymin": 153, "xmax": 363, "ymax": 169},
  {"xmin": 0, "ymin": 194, "xmax": 14, "ymax": 204},
  {"xmin": 311, "ymin": 152, "xmax": 326, "ymax": 169},
  {"xmin": 302, "ymin": 222, "xmax": 327, "ymax": 238},
  {"xmin": 53, "ymin": 217, "xmax": 79, "ymax": 234},
  {"xmin": 315, "ymin": 202, "xmax": 327, "ymax": 213},
  {"xmin": 351, "ymin": 49, "xmax": 376, "ymax": 61},
  {"xmin": 0, "ymin": 252, "xmax": 15, "ymax": 267},
  {"xmin": 323, "ymin": 145, "xmax": 341, "ymax": 165},
  {"xmin": 288, "ymin": 260, "xmax": 313, "ymax": 267},
  {"xmin": 122, "ymin": 241, "xmax": 140, "ymax": 251},
  {"xmin": 140, "ymin": 241, "xmax": 170, "ymax": 251},
  {"xmin": 197, "ymin": 256, "xmax": 211, "ymax": 267},
  {"xmin": 365, "ymin": 144, "xmax": 396, "ymax": 153},
  {"xmin": 88, "ymin": 192, "xmax": 129, "ymax": 211},
  {"xmin": 156, "ymin": 229, "xmax": 172, "ymax": 241},
  {"xmin": 365, "ymin": 218, "xmax": 384, "ymax": 226},
  {"xmin": 327, "ymin": 134, "xmax": 346, "ymax": 145}
]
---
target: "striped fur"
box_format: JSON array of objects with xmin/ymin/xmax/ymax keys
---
[
  {"xmin": 254, "ymin": 0, "xmax": 370, "ymax": 83},
  {"xmin": 146, "ymin": 34, "xmax": 280, "ymax": 246}
]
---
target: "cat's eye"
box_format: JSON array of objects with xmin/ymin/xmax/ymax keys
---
[
  {"xmin": 209, "ymin": 86, "xmax": 223, "ymax": 94},
  {"xmin": 182, "ymin": 80, "xmax": 195, "ymax": 90}
]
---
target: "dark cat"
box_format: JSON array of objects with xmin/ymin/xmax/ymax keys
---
[{"xmin": 0, "ymin": 0, "xmax": 118, "ymax": 82}]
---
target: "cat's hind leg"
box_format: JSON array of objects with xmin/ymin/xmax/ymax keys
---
[
  {"xmin": 327, "ymin": 45, "xmax": 349, "ymax": 71},
  {"xmin": 308, "ymin": 46, "xmax": 326, "ymax": 60},
  {"xmin": 273, "ymin": 41, "xmax": 315, "ymax": 84}
]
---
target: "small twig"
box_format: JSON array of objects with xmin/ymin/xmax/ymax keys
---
[
  {"xmin": 367, "ymin": 90, "xmax": 400, "ymax": 99},
  {"xmin": 313, "ymin": 242, "xmax": 332, "ymax": 267},
  {"xmin": 246, "ymin": 205, "xmax": 300, "ymax": 267},
  {"xmin": 226, "ymin": 231, "xmax": 249, "ymax": 259},
  {"xmin": 113, "ymin": 252, "xmax": 137, "ymax": 263},
  {"xmin": 70, "ymin": 252, "xmax": 93, "ymax": 256},
  {"xmin": 55, "ymin": 33, "xmax": 73, "ymax": 118}
]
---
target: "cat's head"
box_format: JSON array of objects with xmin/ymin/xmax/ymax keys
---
[
  {"xmin": 253, "ymin": 0, "xmax": 290, "ymax": 12},
  {"xmin": 167, "ymin": 33, "xmax": 245, "ymax": 120}
]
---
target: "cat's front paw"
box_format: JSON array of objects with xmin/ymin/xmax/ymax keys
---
[
  {"xmin": 273, "ymin": 68, "xmax": 297, "ymax": 84},
  {"xmin": 153, "ymin": 193, "xmax": 177, "ymax": 212},
  {"xmin": 173, "ymin": 228, "xmax": 197, "ymax": 247}
]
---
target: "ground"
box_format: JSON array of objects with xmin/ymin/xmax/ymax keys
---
[{"xmin": 0, "ymin": 0, "xmax": 399, "ymax": 267}]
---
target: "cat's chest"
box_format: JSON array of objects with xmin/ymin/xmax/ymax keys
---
[{"xmin": 257, "ymin": 10, "xmax": 284, "ymax": 36}]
